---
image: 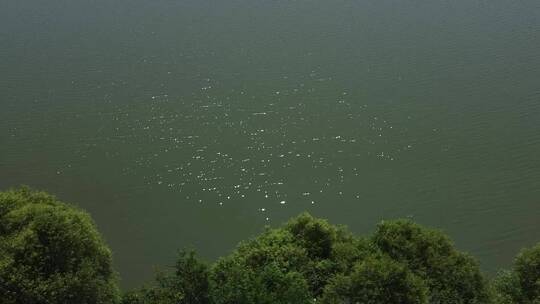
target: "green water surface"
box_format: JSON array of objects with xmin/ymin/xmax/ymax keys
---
[{"xmin": 1, "ymin": 0, "xmax": 540, "ymax": 288}]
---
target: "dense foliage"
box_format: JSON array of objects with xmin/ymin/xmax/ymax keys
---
[
  {"xmin": 321, "ymin": 255, "xmax": 428, "ymax": 304},
  {"xmin": 492, "ymin": 243, "xmax": 540, "ymax": 304},
  {"xmin": 125, "ymin": 214, "xmax": 494, "ymax": 304},
  {"xmin": 121, "ymin": 250, "xmax": 210, "ymax": 304},
  {"xmin": 373, "ymin": 220, "xmax": 490, "ymax": 303},
  {"xmin": 1, "ymin": 187, "xmax": 539, "ymax": 304},
  {"xmin": 0, "ymin": 187, "xmax": 119, "ymax": 304}
]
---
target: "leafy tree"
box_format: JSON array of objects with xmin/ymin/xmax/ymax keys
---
[
  {"xmin": 285, "ymin": 213, "xmax": 346, "ymax": 260},
  {"xmin": 121, "ymin": 272, "xmax": 184, "ymax": 304},
  {"xmin": 173, "ymin": 249, "xmax": 210, "ymax": 304},
  {"xmin": 515, "ymin": 243, "xmax": 540, "ymax": 302},
  {"xmin": 491, "ymin": 270, "xmax": 522, "ymax": 304},
  {"xmin": 0, "ymin": 187, "xmax": 119, "ymax": 304},
  {"xmin": 372, "ymin": 219, "xmax": 489, "ymax": 303},
  {"xmin": 210, "ymin": 257, "xmax": 311, "ymax": 304},
  {"xmin": 209, "ymin": 228, "xmax": 312, "ymax": 304},
  {"xmin": 321, "ymin": 255, "xmax": 428, "ymax": 304},
  {"xmin": 121, "ymin": 250, "xmax": 209, "ymax": 304},
  {"xmin": 9, "ymin": 189, "xmax": 539, "ymax": 304},
  {"xmin": 493, "ymin": 243, "xmax": 540, "ymax": 304},
  {"xmin": 284, "ymin": 213, "xmax": 372, "ymax": 296},
  {"xmin": 208, "ymin": 213, "xmax": 377, "ymax": 303}
]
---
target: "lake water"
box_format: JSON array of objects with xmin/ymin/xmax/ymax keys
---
[{"xmin": 1, "ymin": 0, "xmax": 540, "ymax": 289}]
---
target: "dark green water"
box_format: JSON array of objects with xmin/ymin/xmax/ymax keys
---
[{"xmin": 1, "ymin": 0, "xmax": 540, "ymax": 288}]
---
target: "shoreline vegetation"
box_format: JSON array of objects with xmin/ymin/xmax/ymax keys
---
[{"xmin": 1, "ymin": 187, "xmax": 539, "ymax": 304}]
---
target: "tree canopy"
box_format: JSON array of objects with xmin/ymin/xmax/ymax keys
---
[
  {"xmin": 2, "ymin": 188, "xmax": 540, "ymax": 304},
  {"xmin": 125, "ymin": 213, "xmax": 493, "ymax": 304},
  {"xmin": 0, "ymin": 187, "xmax": 119, "ymax": 304},
  {"xmin": 321, "ymin": 255, "xmax": 428, "ymax": 304},
  {"xmin": 493, "ymin": 243, "xmax": 540, "ymax": 304},
  {"xmin": 372, "ymin": 219, "xmax": 490, "ymax": 303}
]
